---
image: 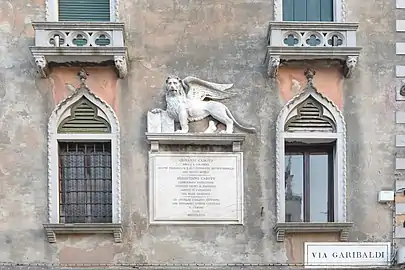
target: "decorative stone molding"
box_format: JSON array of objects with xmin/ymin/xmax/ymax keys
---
[
  {"xmin": 343, "ymin": 56, "xmax": 358, "ymax": 78},
  {"xmin": 273, "ymin": 0, "xmax": 346, "ymax": 22},
  {"xmin": 43, "ymin": 223, "xmax": 123, "ymax": 243},
  {"xmin": 265, "ymin": 22, "xmax": 362, "ymax": 78},
  {"xmin": 47, "ymin": 71, "xmax": 121, "ymax": 225},
  {"xmin": 274, "ymin": 222, "xmax": 353, "ymax": 242},
  {"xmin": 265, "ymin": 55, "xmax": 280, "ymax": 78},
  {"xmin": 145, "ymin": 133, "xmax": 246, "ymax": 152},
  {"xmin": 33, "ymin": 55, "xmax": 48, "ymax": 78},
  {"xmin": 275, "ymin": 69, "xmax": 347, "ymax": 223},
  {"xmin": 114, "ymin": 56, "xmax": 128, "ymax": 78},
  {"xmin": 29, "ymin": 22, "xmax": 128, "ymax": 78},
  {"xmin": 45, "ymin": 0, "xmax": 119, "ymax": 22}
]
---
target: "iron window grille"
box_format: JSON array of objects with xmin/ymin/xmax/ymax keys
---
[{"xmin": 58, "ymin": 142, "xmax": 112, "ymax": 223}]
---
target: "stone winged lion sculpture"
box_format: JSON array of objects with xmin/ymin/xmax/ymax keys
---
[{"xmin": 151, "ymin": 75, "xmax": 256, "ymax": 134}]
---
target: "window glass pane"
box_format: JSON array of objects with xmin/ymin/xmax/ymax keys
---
[
  {"xmin": 309, "ymin": 153, "xmax": 329, "ymax": 222},
  {"xmin": 285, "ymin": 154, "xmax": 304, "ymax": 222}
]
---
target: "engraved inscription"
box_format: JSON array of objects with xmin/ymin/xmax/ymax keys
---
[{"xmin": 151, "ymin": 153, "xmax": 243, "ymax": 223}]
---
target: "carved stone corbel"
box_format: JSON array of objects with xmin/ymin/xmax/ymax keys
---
[
  {"xmin": 114, "ymin": 56, "xmax": 128, "ymax": 79},
  {"xmin": 267, "ymin": 55, "xmax": 280, "ymax": 78},
  {"xmin": 275, "ymin": 227, "xmax": 286, "ymax": 242},
  {"xmin": 113, "ymin": 227, "xmax": 123, "ymax": 243},
  {"xmin": 150, "ymin": 141, "xmax": 159, "ymax": 152},
  {"xmin": 44, "ymin": 227, "xmax": 56, "ymax": 243},
  {"xmin": 343, "ymin": 56, "xmax": 358, "ymax": 78},
  {"xmin": 339, "ymin": 227, "xmax": 350, "ymax": 242},
  {"xmin": 232, "ymin": 141, "xmax": 242, "ymax": 152},
  {"xmin": 34, "ymin": 55, "xmax": 48, "ymax": 78}
]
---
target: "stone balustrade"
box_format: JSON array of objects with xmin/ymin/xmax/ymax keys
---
[
  {"xmin": 29, "ymin": 22, "xmax": 128, "ymax": 78},
  {"xmin": 267, "ymin": 21, "xmax": 358, "ymax": 47},
  {"xmin": 265, "ymin": 21, "xmax": 362, "ymax": 78}
]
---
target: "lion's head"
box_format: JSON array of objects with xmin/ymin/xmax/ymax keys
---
[
  {"xmin": 165, "ymin": 75, "xmax": 185, "ymax": 96},
  {"xmin": 346, "ymin": 56, "xmax": 357, "ymax": 69}
]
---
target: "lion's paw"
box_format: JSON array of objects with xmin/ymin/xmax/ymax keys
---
[{"xmin": 151, "ymin": 108, "xmax": 163, "ymax": 114}]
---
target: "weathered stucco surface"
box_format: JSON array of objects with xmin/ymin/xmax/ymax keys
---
[
  {"xmin": 0, "ymin": 0, "xmax": 398, "ymax": 267},
  {"xmin": 277, "ymin": 66, "xmax": 343, "ymax": 108}
]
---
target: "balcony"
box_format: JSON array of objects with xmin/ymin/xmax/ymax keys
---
[
  {"xmin": 29, "ymin": 22, "xmax": 128, "ymax": 78},
  {"xmin": 264, "ymin": 22, "xmax": 362, "ymax": 78}
]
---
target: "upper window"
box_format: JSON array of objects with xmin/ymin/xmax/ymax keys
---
[
  {"xmin": 282, "ymin": 0, "xmax": 333, "ymax": 21},
  {"xmin": 46, "ymin": 0, "xmax": 116, "ymax": 22},
  {"xmin": 48, "ymin": 85, "xmax": 121, "ymax": 225},
  {"xmin": 58, "ymin": 0, "xmax": 111, "ymax": 21}
]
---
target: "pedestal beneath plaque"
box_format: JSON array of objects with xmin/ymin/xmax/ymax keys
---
[{"xmin": 149, "ymin": 152, "xmax": 243, "ymax": 224}]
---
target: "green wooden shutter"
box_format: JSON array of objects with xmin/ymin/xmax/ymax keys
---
[
  {"xmin": 319, "ymin": 0, "xmax": 333, "ymax": 21},
  {"xmin": 283, "ymin": 0, "xmax": 333, "ymax": 21},
  {"xmin": 307, "ymin": 0, "xmax": 321, "ymax": 21},
  {"xmin": 283, "ymin": 0, "xmax": 295, "ymax": 21},
  {"xmin": 59, "ymin": 0, "xmax": 110, "ymax": 21},
  {"xmin": 58, "ymin": 98, "xmax": 111, "ymax": 133}
]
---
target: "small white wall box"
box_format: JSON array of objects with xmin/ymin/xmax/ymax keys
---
[
  {"xmin": 397, "ymin": 246, "xmax": 405, "ymax": 265},
  {"xmin": 378, "ymin": 190, "xmax": 395, "ymax": 203}
]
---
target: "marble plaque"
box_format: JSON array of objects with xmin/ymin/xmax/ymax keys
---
[{"xmin": 149, "ymin": 152, "xmax": 243, "ymax": 224}]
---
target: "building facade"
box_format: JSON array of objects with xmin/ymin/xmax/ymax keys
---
[{"xmin": 0, "ymin": 0, "xmax": 403, "ymax": 269}]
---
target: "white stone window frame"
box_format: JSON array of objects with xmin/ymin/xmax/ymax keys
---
[
  {"xmin": 46, "ymin": 0, "xmax": 119, "ymax": 22},
  {"xmin": 275, "ymin": 90, "xmax": 347, "ymax": 224},
  {"xmin": 48, "ymin": 89, "xmax": 121, "ymax": 224},
  {"xmin": 274, "ymin": 0, "xmax": 345, "ymax": 22}
]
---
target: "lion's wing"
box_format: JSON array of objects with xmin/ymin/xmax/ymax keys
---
[{"xmin": 183, "ymin": 76, "xmax": 234, "ymax": 101}]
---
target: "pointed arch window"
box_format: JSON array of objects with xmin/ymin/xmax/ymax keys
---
[
  {"xmin": 274, "ymin": 69, "xmax": 352, "ymax": 242},
  {"xmin": 57, "ymin": 97, "xmax": 113, "ymax": 224},
  {"xmin": 45, "ymin": 76, "xmax": 121, "ymax": 243}
]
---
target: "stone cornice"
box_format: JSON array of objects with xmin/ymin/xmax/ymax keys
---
[
  {"xmin": 145, "ymin": 133, "xmax": 247, "ymax": 152},
  {"xmin": 268, "ymin": 21, "xmax": 359, "ymax": 31},
  {"xmin": 32, "ymin": 21, "xmax": 125, "ymax": 30}
]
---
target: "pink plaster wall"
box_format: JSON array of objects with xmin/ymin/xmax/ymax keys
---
[
  {"xmin": 49, "ymin": 67, "xmax": 119, "ymax": 115},
  {"xmin": 277, "ymin": 66, "xmax": 343, "ymax": 109}
]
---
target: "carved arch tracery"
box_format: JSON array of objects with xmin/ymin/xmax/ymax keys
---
[{"xmin": 284, "ymin": 97, "xmax": 336, "ymax": 132}]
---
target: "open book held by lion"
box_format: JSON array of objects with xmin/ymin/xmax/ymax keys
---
[{"xmin": 151, "ymin": 75, "xmax": 256, "ymax": 134}]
